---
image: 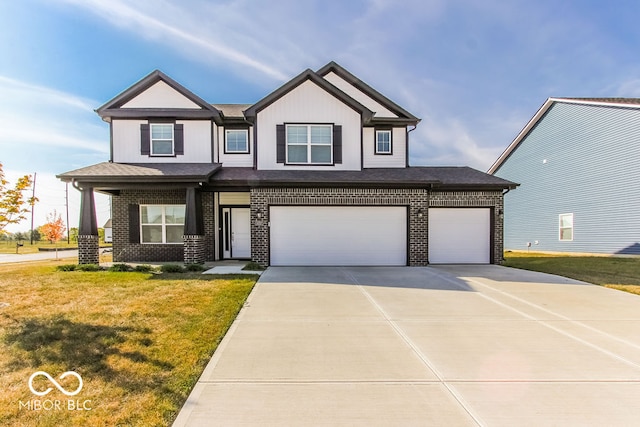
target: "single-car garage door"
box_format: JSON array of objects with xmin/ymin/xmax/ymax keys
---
[
  {"xmin": 428, "ymin": 208, "xmax": 491, "ymax": 264},
  {"xmin": 270, "ymin": 206, "xmax": 406, "ymax": 266}
]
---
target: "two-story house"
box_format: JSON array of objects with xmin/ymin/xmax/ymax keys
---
[{"xmin": 58, "ymin": 62, "xmax": 516, "ymax": 266}]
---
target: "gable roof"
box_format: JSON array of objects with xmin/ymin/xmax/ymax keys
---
[
  {"xmin": 244, "ymin": 68, "xmax": 374, "ymax": 123},
  {"xmin": 96, "ymin": 70, "xmax": 222, "ymax": 123},
  {"xmin": 316, "ymin": 61, "xmax": 420, "ymax": 125},
  {"xmin": 488, "ymin": 97, "xmax": 640, "ymax": 174}
]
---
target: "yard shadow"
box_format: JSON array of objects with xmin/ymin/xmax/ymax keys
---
[{"xmin": 3, "ymin": 315, "xmax": 176, "ymax": 397}]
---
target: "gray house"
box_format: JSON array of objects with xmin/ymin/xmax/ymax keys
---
[
  {"xmin": 489, "ymin": 97, "xmax": 640, "ymax": 255},
  {"xmin": 58, "ymin": 62, "xmax": 515, "ymax": 265}
]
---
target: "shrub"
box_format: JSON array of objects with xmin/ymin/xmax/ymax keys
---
[
  {"xmin": 160, "ymin": 264, "xmax": 184, "ymax": 273},
  {"xmin": 76, "ymin": 264, "xmax": 102, "ymax": 272},
  {"xmin": 56, "ymin": 264, "xmax": 76, "ymax": 272},
  {"xmin": 185, "ymin": 263, "xmax": 206, "ymax": 272},
  {"xmin": 108, "ymin": 263, "xmax": 132, "ymax": 272},
  {"xmin": 133, "ymin": 264, "xmax": 156, "ymax": 273},
  {"xmin": 242, "ymin": 261, "xmax": 265, "ymax": 271}
]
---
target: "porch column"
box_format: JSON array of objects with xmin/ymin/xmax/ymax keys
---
[
  {"xmin": 78, "ymin": 187, "xmax": 99, "ymax": 265},
  {"xmin": 183, "ymin": 187, "xmax": 205, "ymax": 264}
]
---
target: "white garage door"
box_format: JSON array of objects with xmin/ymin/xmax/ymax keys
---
[
  {"xmin": 270, "ymin": 206, "xmax": 406, "ymax": 266},
  {"xmin": 428, "ymin": 208, "xmax": 491, "ymax": 264}
]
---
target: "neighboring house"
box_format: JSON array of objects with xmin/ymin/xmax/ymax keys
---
[
  {"xmin": 489, "ymin": 97, "xmax": 640, "ymax": 255},
  {"xmin": 103, "ymin": 219, "xmax": 112, "ymax": 243},
  {"xmin": 58, "ymin": 62, "xmax": 515, "ymax": 266}
]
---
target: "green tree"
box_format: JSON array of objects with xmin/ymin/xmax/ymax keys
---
[
  {"xmin": 69, "ymin": 227, "xmax": 78, "ymax": 243},
  {"xmin": 0, "ymin": 163, "xmax": 36, "ymax": 235},
  {"xmin": 30, "ymin": 229, "xmax": 41, "ymax": 242},
  {"xmin": 13, "ymin": 231, "xmax": 27, "ymax": 241}
]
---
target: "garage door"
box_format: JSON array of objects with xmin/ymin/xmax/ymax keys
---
[
  {"xmin": 428, "ymin": 208, "xmax": 491, "ymax": 264},
  {"xmin": 270, "ymin": 206, "xmax": 406, "ymax": 266}
]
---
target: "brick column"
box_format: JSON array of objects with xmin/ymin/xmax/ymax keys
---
[
  {"xmin": 78, "ymin": 235, "xmax": 99, "ymax": 264},
  {"xmin": 184, "ymin": 235, "xmax": 205, "ymax": 264}
]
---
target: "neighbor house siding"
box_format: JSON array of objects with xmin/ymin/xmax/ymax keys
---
[
  {"xmin": 112, "ymin": 119, "xmax": 212, "ymax": 163},
  {"xmin": 494, "ymin": 102, "xmax": 640, "ymax": 255},
  {"xmin": 256, "ymin": 80, "xmax": 362, "ymax": 171}
]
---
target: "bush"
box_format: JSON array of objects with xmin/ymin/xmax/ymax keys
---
[
  {"xmin": 242, "ymin": 261, "xmax": 265, "ymax": 271},
  {"xmin": 76, "ymin": 264, "xmax": 102, "ymax": 272},
  {"xmin": 56, "ymin": 264, "xmax": 76, "ymax": 272},
  {"xmin": 185, "ymin": 263, "xmax": 206, "ymax": 272},
  {"xmin": 108, "ymin": 263, "xmax": 132, "ymax": 272},
  {"xmin": 160, "ymin": 264, "xmax": 184, "ymax": 273},
  {"xmin": 133, "ymin": 264, "xmax": 156, "ymax": 273}
]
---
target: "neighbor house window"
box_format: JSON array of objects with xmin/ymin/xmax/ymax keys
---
[
  {"xmin": 375, "ymin": 130, "xmax": 392, "ymax": 154},
  {"xmin": 225, "ymin": 129, "xmax": 249, "ymax": 153},
  {"xmin": 286, "ymin": 124, "xmax": 332, "ymax": 164},
  {"xmin": 559, "ymin": 213, "xmax": 573, "ymax": 241},
  {"xmin": 140, "ymin": 205, "xmax": 185, "ymax": 244},
  {"xmin": 150, "ymin": 123, "xmax": 174, "ymax": 155}
]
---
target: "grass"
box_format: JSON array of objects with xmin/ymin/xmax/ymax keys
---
[
  {"xmin": 504, "ymin": 251, "xmax": 640, "ymax": 295},
  {"xmin": 0, "ymin": 260, "xmax": 257, "ymax": 426}
]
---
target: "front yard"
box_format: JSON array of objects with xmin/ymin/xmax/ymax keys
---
[
  {"xmin": 504, "ymin": 251, "xmax": 640, "ymax": 295},
  {"xmin": 0, "ymin": 261, "xmax": 257, "ymax": 426}
]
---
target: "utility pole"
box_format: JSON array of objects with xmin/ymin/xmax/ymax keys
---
[
  {"xmin": 30, "ymin": 172, "xmax": 36, "ymax": 245},
  {"xmin": 66, "ymin": 182, "xmax": 70, "ymax": 244}
]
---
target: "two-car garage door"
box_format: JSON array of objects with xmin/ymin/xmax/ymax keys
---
[
  {"xmin": 270, "ymin": 206, "xmax": 406, "ymax": 266},
  {"xmin": 269, "ymin": 206, "xmax": 491, "ymax": 266}
]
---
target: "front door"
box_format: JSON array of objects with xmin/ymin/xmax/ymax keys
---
[{"xmin": 222, "ymin": 207, "xmax": 251, "ymax": 259}]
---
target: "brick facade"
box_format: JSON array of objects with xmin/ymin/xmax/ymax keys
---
[
  {"xmin": 184, "ymin": 235, "xmax": 206, "ymax": 264},
  {"xmin": 78, "ymin": 235, "xmax": 99, "ymax": 264},
  {"xmin": 112, "ymin": 189, "xmax": 215, "ymax": 263},
  {"xmin": 250, "ymin": 187, "xmax": 430, "ymax": 266}
]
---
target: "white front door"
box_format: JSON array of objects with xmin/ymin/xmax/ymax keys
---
[{"xmin": 222, "ymin": 207, "xmax": 251, "ymax": 259}]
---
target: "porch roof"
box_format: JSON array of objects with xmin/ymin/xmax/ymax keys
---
[{"xmin": 57, "ymin": 162, "xmax": 221, "ymax": 184}]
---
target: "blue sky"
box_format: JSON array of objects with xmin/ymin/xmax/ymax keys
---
[{"xmin": 2, "ymin": 0, "xmax": 640, "ymax": 232}]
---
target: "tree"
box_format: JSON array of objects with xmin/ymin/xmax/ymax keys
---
[
  {"xmin": 69, "ymin": 227, "xmax": 78, "ymax": 243},
  {"xmin": 0, "ymin": 163, "xmax": 36, "ymax": 236},
  {"xmin": 41, "ymin": 211, "xmax": 66, "ymax": 244},
  {"xmin": 30, "ymin": 229, "xmax": 41, "ymax": 242}
]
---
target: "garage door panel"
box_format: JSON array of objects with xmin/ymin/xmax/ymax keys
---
[
  {"xmin": 429, "ymin": 208, "xmax": 490, "ymax": 264},
  {"xmin": 270, "ymin": 206, "xmax": 406, "ymax": 266}
]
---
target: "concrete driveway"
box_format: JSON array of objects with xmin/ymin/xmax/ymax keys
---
[{"xmin": 173, "ymin": 265, "xmax": 640, "ymax": 426}]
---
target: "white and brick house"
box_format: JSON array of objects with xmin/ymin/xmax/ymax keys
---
[{"xmin": 58, "ymin": 62, "xmax": 516, "ymax": 266}]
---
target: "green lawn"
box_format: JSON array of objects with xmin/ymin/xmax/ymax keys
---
[
  {"xmin": 0, "ymin": 261, "xmax": 257, "ymax": 426},
  {"xmin": 504, "ymin": 251, "xmax": 640, "ymax": 295}
]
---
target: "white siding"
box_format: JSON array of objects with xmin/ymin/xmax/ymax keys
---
[
  {"xmin": 256, "ymin": 80, "xmax": 362, "ymax": 170},
  {"xmin": 112, "ymin": 119, "xmax": 212, "ymax": 163},
  {"xmin": 363, "ymin": 127, "xmax": 407, "ymax": 168},
  {"xmin": 121, "ymin": 81, "xmax": 200, "ymax": 109},
  {"xmin": 323, "ymin": 72, "xmax": 397, "ymax": 118},
  {"xmin": 218, "ymin": 126, "xmax": 254, "ymax": 167},
  {"xmin": 219, "ymin": 192, "xmax": 250, "ymax": 205}
]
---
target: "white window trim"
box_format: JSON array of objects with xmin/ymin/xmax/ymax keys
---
[
  {"xmin": 285, "ymin": 124, "xmax": 333, "ymax": 165},
  {"xmin": 375, "ymin": 129, "xmax": 392, "ymax": 154},
  {"xmin": 150, "ymin": 123, "xmax": 174, "ymax": 156},
  {"xmin": 559, "ymin": 213, "xmax": 574, "ymax": 241},
  {"xmin": 140, "ymin": 204, "xmax": 185, "ymax": 244},
  {"xmin": 225, "ymin": 129, "xmax": 249, "ymax": 154}
]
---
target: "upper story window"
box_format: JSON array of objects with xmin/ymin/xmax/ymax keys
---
[
  {"xmin": 150, "ymin": 123, "xmax": 174, "ymax": 155},
  {"xmin": 286, "ymin": 124, "xmax": 332, "ymax": 164},
  {"xmin": 225, "ymin": 129, "xmax": 249, "ymax": 153},
  {"xmin": 559, "ymin": 213, "xmax": 574, "ymax": 241},
  {"xmin": 375, "ymin": 130, "xmax": 392, "ymax": 154}
]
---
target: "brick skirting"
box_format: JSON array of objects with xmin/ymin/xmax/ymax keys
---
[{"xmin": 78, "ymin": 235, "xmax": 99, "ymax": 264}]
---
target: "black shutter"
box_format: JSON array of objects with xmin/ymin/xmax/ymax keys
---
[
  {"xmin": 140, "ymin": 124, "xmax": 150, "ymax": 155},
  {"xmin": 333, "ymin": 125, "xmax": 342, "ymax": 164},
  {"xmin": 128, "ymin": 204, "xmax": 140, "ymax": 243},
  {"xmin": 276, "ymin": 124, "xmax": 286, "ymax": 163},
  {"xmin": 174, "ymin": 123, "xmax": 184, "ymax": 155}
]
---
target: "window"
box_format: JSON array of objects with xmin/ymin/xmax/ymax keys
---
[
  {"xmin": 140, "ymin": 205, "xmax": 185, "ymax": 244},
  {"xmin": 286, "ymin": 124, "xmax": 332, "ymax": 164},
  {"xmin": 225, "ymin": 129, "xmax": 249, "ymax": 153},
  {"xmin": 376, "ymin": 130, "xmax": 392, "ymax": 154},
  {"xmin": 150, "ymin": 124, "xmax": 174, "ymax": 155},
  {"xmin": 559, "ymin": 213, "xmax": 573, "ymax": 241}
]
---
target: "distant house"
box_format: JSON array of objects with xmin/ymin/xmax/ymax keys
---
[
  {"xmin": 58, "ymin": 62, "xmax": 514, "ymax": 265},
  {"xmin": 103, "ymin": 219, "xmax": 112, "ymax": 243},
  {"xmin": 489, "ymin": 98, "xmax": 640, "ymax": 255}
]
